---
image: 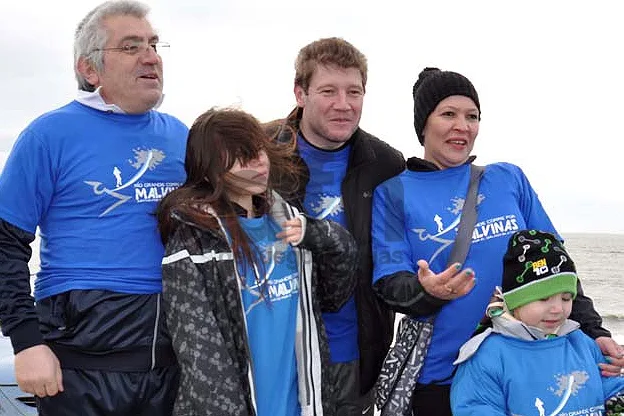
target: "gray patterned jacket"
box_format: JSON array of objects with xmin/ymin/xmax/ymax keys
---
[{"xmin": 161, "ymin": 193, "xmax": 358, "ymax": 415}]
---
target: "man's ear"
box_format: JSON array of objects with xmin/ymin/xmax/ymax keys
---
[
  {"xmin": 77, "ymin": 56, "xmax": 100, "ymax": 88},
  {"xmin": 294, "ymin": 84, "xmax": 306, "ymax": 108}
]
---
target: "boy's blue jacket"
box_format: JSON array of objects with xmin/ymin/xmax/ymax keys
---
[{"xmin": 451, "ymin": 313, "xmax": 624, "ymax": 416}]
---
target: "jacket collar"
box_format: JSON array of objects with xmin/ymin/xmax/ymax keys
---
[
  {"xmin": 76, "ymin": 87, "xmax": 164, "ymax": 113},
  {"xmin": 406, "ymin": 155, "xmax": 477, "ymax": 172},
  {"xmin": 491, "ymin": 314, "xmax": 580, "ymax": 340},
  {"xmin": 454, "ymin": 317, "xmax": 580, "ymax": 365},
  {"xmin": 454, "ymin": 297, "xmax": 581, "ymax": 366},
  {"xmin": 172, "ymin": 191, "xmax": 293, "ymax": 234}
]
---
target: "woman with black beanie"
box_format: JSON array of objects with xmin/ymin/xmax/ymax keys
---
[{"xmin": 371, "ymin": 67, "xmax": 622, "ymax": 416}]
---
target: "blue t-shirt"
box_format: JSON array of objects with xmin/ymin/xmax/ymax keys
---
[
  {"xmin": 0, "ymin": 101, "xmax": 187, "ymax": 299},
  {"xmin": 240, "ymin": 215, "xmax": 300, "ymax": 416},
  {"xmin": 452, "ymin": 330, "xmax": 624, "ymax": 415},
  {"xmin": 297, "ymin": 135, "xmax": 358, "ymax": 363},
  {"xmin": 372, "ymin": 162, "xmax": 559, "ymax": 383}
]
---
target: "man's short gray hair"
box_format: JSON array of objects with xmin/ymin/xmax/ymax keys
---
[{"xmin": 74, "ymin": 0, "xmax": 150, "ymax": 91}]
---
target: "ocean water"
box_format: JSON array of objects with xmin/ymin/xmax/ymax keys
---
[{"xmin": 561, "ymin": 232, "xmax": 624, "ymax": 343}]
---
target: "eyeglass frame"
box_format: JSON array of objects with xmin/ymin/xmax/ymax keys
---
[{"xmin": 89, "ymin": 40, "xmax": 170, "ymax": 56}]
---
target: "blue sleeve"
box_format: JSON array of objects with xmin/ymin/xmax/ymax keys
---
[
  {"xmin": 602, "ymin": 370, "xmax": 624, "ymax": 400},
  {"xmin": 512, "ymin": 164, "xmax": 559, "ymax": 237},
  {"xmin": 0, "ymin": 128, "xmax": 56, "ymax": 233},
  {"xmin": 371, "ymin": 179, "xmax": 416, "ymax": 283},
  {"xmin": 451, "ymin": 352, "xmax": 508, "ymax": 416}
]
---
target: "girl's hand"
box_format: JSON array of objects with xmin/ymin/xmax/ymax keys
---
[{"xmin": 277, "ymin": 218, "xmax": 303, "ymax": 245}]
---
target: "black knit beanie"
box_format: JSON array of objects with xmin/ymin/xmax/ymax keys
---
[
  {"xmin": 502, "ymin": 230, "xmax": 578, "ymax": 311},
  {"xmin": 412, "ymin": 67, "xmax": 481, "ymax": 146}
]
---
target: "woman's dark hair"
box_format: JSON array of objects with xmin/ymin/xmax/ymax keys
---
[{"xmin": 157, "ymin": 107, "xmax": 300, "ymax": 274}]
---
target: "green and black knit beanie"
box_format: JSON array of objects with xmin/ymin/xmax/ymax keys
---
[{"xmin": 502, "ymin": 230, "xmax": 578, "ymax": 311}]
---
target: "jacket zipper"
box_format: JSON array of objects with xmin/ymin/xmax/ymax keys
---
[{"xmin": 150, "ymin": 293, "xmax": 161, "ymax": 370}]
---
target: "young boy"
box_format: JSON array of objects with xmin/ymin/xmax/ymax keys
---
[{"xmin": 451, "ymin": 229, "xmax": 624, "ymax": 416}]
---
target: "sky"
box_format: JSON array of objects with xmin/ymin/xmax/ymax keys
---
[{"xmin": 1, "ymin": 0, "xmax": 623, "ymax": 234}]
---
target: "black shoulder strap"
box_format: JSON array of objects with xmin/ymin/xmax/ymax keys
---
[{"xmin": 447, "ymin": 165, "xmax": 484, "ymax": 267}]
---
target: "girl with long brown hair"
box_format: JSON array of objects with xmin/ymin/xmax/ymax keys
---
[{"xmin": 157, "ymin": 107, "xmax": 357, "ymax": 416}]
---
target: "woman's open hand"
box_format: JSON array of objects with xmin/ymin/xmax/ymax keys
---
[{"xmin": 417, "ymin": 259, "xmax": 476, "ymax": 300}]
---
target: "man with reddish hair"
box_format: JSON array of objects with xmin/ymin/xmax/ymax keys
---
[{"xmin": 270, "ymin": 37, "xmax": 405, "ymax": 415}]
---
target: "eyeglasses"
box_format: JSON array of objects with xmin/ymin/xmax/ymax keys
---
[{"xmin": 90, "ymin": 41, "xmax": 170, "ymax": 56}]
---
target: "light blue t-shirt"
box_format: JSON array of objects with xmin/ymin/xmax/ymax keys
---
[
  {"xmin": 297, "ymin": 135, "xmax": 359, "ymax": 363},
  {"xmin": 0, "ymin": 101, "xmax": 187, "ymax": 300},
  {"xmin": 240, "ymin": 215, "xmax": 300, "ymax": 416}
]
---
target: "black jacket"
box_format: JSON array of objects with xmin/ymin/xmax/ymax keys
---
[
  {"xmin": 0, "ymin": 219, "xmax": 41, "ymax": 352},
  {"xmin": 161, "ymin": 194, "xmax": 358, "ymax": 415},
  {"xmin": 373, "ymin": 156, "xmax": 611, "ymax": 340},
  {"xmin": 269, "ymin": 108, "xmax": 406, "ymax": 394}
]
